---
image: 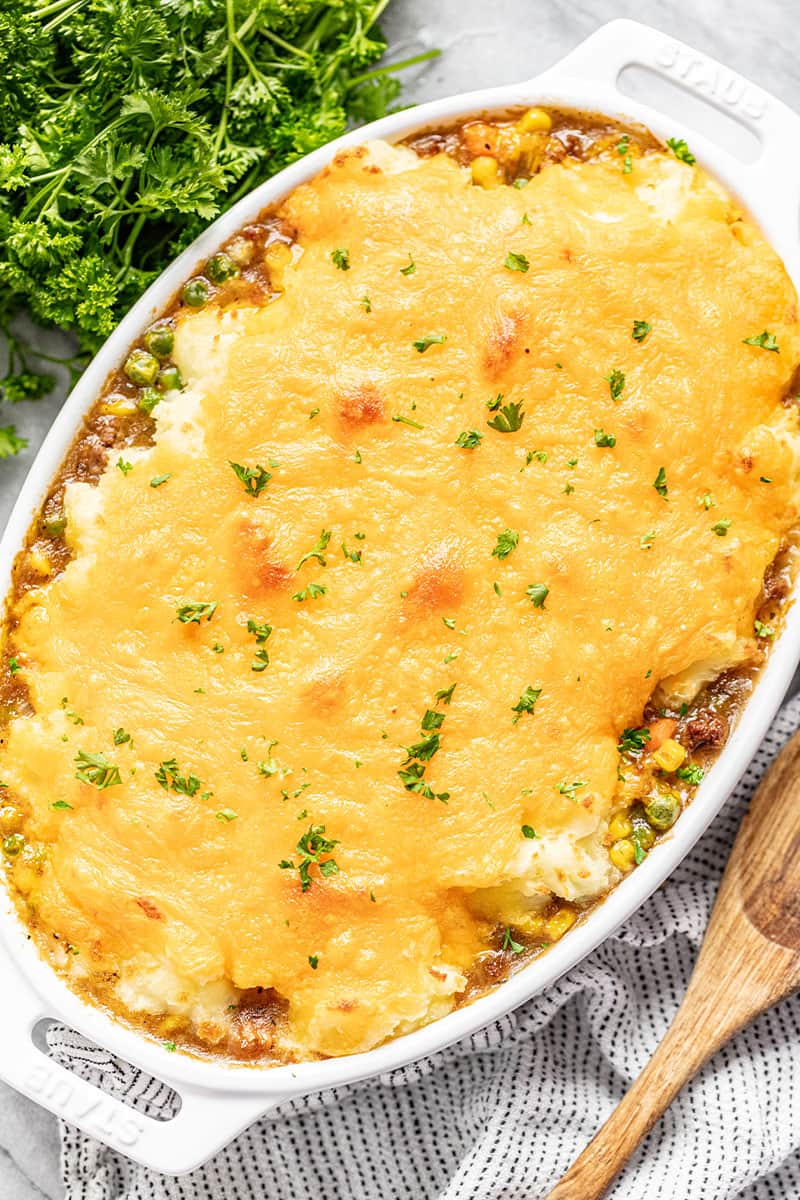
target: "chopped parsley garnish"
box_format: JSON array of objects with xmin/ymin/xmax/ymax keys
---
[
  {"xmin": 360, "ymin": 296, "xmax": 371, "ymax": 312},
  {"xmin": 712, "ymin": 519, "xmax": 732, "ymax": 536},
  {"xmin": 342, "ymin": 542, "xmax": 362, "ymax": 563},
  {"xmin": 331, "ymin": 247, "xmax": 350, "ymax": 270},
  {"xmin": 279, "ymin": 824, "xmax": 340, "ymax": 892},
  {"xmin": 511, "ymin": 685, "xmax": 541, "ymax": 725},
  {"xmin": 392, "ymin": 414, "xmax": 424, "ymax": 429},
  {"xmin": 155, "ymin": 758, "xmax": 202, "ymax": 796},
  {"xmin": 398, "ymin": 690, "xmax": 454, "ymax": 802},
  {"xmin": 422, "ymin": 708, "xmax": 446, "ymax": 731},
  {"xmin": 216, "ymin": 808, "xmax": 238, "ymax": 822},
  {"xmin": 309, "ymin": 408, "xmax": 319, "ymax": 420},
  {"xmin": 605, "ymin": 369, "xmax": 625, "ymax": 401},
  {"xmin": 354, "ymin": 449, "xmax": 362, "ymax": 463},
  {"xmin": 213, "ymin": 642, "xmax": 224, "ymax": 654},
  {"xmin": 455, "ymin": 430, "xmax": 482, "ymax": 449},
  {"xmin": 353, "ymin": 532, "xmax": 366, "ymax": 540},
  {"xmin": 666, "ymin": 137, "xmax": 696, "ymax": 165},
  {"xmin": 308, "ymin": 955, "xmax": 319, "ymax": 969},
  {"xmin": 113, "ymin": 728, "xmax": 131, "ymax": 746},
  {"xmin": 640, "ymin": 529, "xmax": 656, "ymax": 549},
  {"xmin": 8, "ymin": 657, "xmax": 19, "ymax": 674},
  {"xmin": 246, "ymin": 618, "xmax": 273, "ymax": 671},
  {"xmin": 487, "ymin": 400, "xmax": 525, "ymax": 433},
  {"xmin": 676, "ymin": 763, "xmax": 705, "ymax": 785},
  {"xmin": 486, "ymin": 394, "xmax": 503, "ymax": 412},
  {"xmin": 296, "ymin": 529, "xmax": 332, "ymax": 572},
  {"xmin": 699, "ymin": 492, "xmax": 715, "ymax": 510},
  {"xmin": 557, "ymin": 779, "xmax": 587, "ymax": 800},
  {"xmin": 743, "ymin": 330, "xmax": 779, "ymax": 352},
  {"xmin": 760, "ymin": 476, "xmax": 772, "ymax": 484},
  {"xmin": 292, "ymin": 583, "xmax": 327, "ymax": 602},
  {"xmin": 75, "ymin": 751, "xmax": 121, "ymax": 790},
  {"xmin": 653, "ymin": 466, "xmax": 668, "ymax": 498},
  {"xmin": 403, "ymin": 731, "xmax": 441, "ymax": 762},
  {"xmin": 632, "ymin": 320, "xmax": 651, "ymax": 342},
  {"xmin": 176, "ymin": 600, "xmax": 217, "ymax": 624},
  {"xmin": 617, "ymin": 134, "xmax": 632, "ymax": 174},
  {"xmin": 492, "ymin": 528, "xmax": 519, "ymax": 560},
  {"xmin": 443, "ymin": 650, "xmax": 460, "ymax": 664},
  {"xmin": 52, "ymin": 800, "xmax": 73, "ymax": 811},
  {"xmin": 116, "ymin": 458, "xmax": 133, "ymax": 475},
  {"xmin": 164, "ymin": 1041, "xmax": 177, "ymax": 1053},
  {"xmin": 400, "ymin": 255, "xmax": 415, "ymax": 276},
  {"xmin": 504, "ymin": 251, "xmax": 529, "ymax": 273},
  {"xmin": 502, "ymin": 927, "xmax": 524, "ymax": 954},
  {"xmin": 594, "ymin": 428, "xmax": 616, "ymax": 448},
  {"xmin": 754, "ymin": 619, "xmax": 776, "ymax": 639},
  {"xmin": 526, "ymin": 583, "xmax": 549, "ymax": 608},
  {"xmin": 229, "ymin": 461, "xmax": 271, "ymax": 497},
  {"xmin": 521, "ymin": 824, "xmax": 538, "ymax": 839},
  {"xmin": 617, "ymin": 727, "xmax": 650, "ymax": 755},
  {"xmin": 442, "ymin": 617, "xmax": 456, "ymax": 630},
  {"xmin": 413, "ymin": 334, "xmax": 446, "ymax": 353},
  {"xmin": 149, "ymin": 473, "xmax": 171, "ymax": 488}
]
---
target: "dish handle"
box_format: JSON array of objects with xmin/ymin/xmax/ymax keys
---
[
  {"xmin": 533, "ymin": 19, "xmax": 800, "ymax": 221},
  {"xmin": 0, "ymin": 972, "xmax": 279, "ymax": 1175}
]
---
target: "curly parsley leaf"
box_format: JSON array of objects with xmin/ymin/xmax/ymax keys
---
[
  {"xmin": 0, "ymin": 2, "xmax": 422, "ymax": 429},
  {"xmin": 487, "ymin": 401, "xmax": 525, "ymax": 433}
]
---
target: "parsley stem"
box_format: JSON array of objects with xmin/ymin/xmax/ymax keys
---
[{"xmin": 347, "ymin": 48, "xmax": 441, "ymax": 89}]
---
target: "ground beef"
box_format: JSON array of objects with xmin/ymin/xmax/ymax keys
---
[{"xmin": 684, "ymin": 710, "xmax": 727, "ymax": 750}]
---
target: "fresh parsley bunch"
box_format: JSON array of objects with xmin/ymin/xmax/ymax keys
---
[{"xmin": 0, "ymin": 0, "xmax": 422, "ymax": 455}]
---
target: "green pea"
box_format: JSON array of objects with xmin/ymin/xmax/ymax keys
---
[
  {"xmin": 143, "ymin": 323, "xmax": 175, "ymax": 359},
  {"xmin": 182, "ymin": 277, "xmax": 210, "ymax": 307},
  {"xmin": 138, "ymin": 387, "xmax": 161, "ymax": 415},
  {"xmin": 2, "ymin": 833, "xmax": 24, "ymax": 857},
  {"xmin": 206, "ymin": 252, "xmax": 239, "ymax": 285},
  {"xmin": 44, "ymin": 515, "xmax": 66, "ymax": 537},
  {"xmin": 158, "ymin": 365, "xmax": 183, "ymax": 393},
  {"xmin": 630, "ymin": 807, "xmax": 655, "ymax": 850},
  {"xmin": 124, "ymin": 348, "xmax": 160, "ymax": 386},
  {"xmin": 644, "ymin": 792, "xmax": 681, "ymax": 831}
]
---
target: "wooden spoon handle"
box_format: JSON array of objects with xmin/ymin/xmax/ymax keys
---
[
  {"xmin": 545, "ymin": 1001, "xmax": 717, "ymax": 1200},
  {"xmin": 547, "ymin": 731, "xmax": 800, "ymax": 1200}
]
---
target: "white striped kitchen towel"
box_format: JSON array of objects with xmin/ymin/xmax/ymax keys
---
[{"xmin": 51, "ymin": 690, "xmax": 800, "ymax": 1200}]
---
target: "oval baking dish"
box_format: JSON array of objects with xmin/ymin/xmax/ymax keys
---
[{"xmin": 2, "ymin": 19, "xmax": 800, "ymax": 1175}]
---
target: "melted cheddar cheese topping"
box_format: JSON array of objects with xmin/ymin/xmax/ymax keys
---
[{"xmin": 3, "ymin": 135, "xmax": 800, "ymax": 1061}]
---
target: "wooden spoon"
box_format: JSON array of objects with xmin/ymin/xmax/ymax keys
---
[{"xmin": 545, "ymin": 728, "xmax": 800, "ymax": 1200}]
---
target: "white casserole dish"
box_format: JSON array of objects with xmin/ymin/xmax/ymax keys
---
[{"xmin": 1, "ymin": 18, "xmax": 799, "ymax": 1175}]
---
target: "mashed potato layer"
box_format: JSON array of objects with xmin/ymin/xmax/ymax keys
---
[{"xmin": 2, "ymin": 134, "xmax": 800, "ymax": 1061}]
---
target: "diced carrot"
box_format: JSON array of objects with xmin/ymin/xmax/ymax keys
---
[{"xmin": 646, "ymin": 717, "xmax": 677, "ymax": 752}]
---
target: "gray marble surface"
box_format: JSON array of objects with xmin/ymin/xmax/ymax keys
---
[{"xmin": 1, "ymin": 1, "xmax": 798, "ymax": 1196}]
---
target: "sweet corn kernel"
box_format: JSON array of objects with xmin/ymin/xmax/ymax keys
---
[
  {"xmin": 517, "ymin": 107, "xmax": 552, "ymax": 133},
  {"xmin": 0, "ymin": 805, "xmax": 23, "ymax": 835},
  {"xmin": 609, "ymin": 838, "xmax": 636, "ymax": 871},
  {"xmin": 27, "ymin": 549, "xmax": 53, "ymax": 578},
  {"xmin": 651, "ymin": 738, "xmax": 686, "ymax": 773},
  {"xmin": 545, "ymin": 906, "xmax": 578, "ymax": 942},
  {"xmin": 471, "ymin": 155, "xmax": 501, "ymax": 188},
  {"xmin": 608, "ymin": 811, "xmax": 633, "ymax": 841},
  {"xmin": 100, "ymin": 392, "xmax": 138, "ymax": 417},
  {"xmin": 264, "ymin": 241, "xmax": 293, "ymax": 270}
]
